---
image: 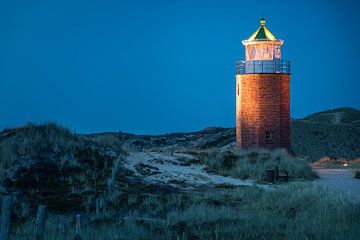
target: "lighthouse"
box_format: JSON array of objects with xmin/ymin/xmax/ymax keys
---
[{"xmin": 236, "ymin": 18, "xmax": 291, "ymax": 149}]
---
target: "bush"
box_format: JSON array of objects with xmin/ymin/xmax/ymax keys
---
[
  {"xmin": 0, "ymin": 122, "xmax": 77, "ymax": 172},
  {"xmin": 201, "ymin": 148, "xmax": 317, "ymax": 182}
]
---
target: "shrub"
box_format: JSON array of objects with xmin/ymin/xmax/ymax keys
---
[
  {"xmin": 201, "ymin": 148, "xmax": 317, "ymax": 182},
  {"xmin": 355, "ymin": 171, "xmax": 360, "ymax": 179},
  {"xmin": 0, "ymin": 122, "xmax": 77, "ymax": 172}
]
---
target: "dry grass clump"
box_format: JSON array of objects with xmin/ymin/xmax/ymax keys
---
[
  {"xmin": 90, "ymin": 133, "xmax": 127, "ymax": 152},
  {"xmin": 0, "ymin": 122, "xmax": 78, "ymax": 171},
  {"xmin": 200, "ymin": 148, "xmax": 317, "ymax": 182}
]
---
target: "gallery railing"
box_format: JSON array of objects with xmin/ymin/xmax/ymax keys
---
[{"xmin": 236, "ymin": 60, "xmax": 291, "ymax": 74}]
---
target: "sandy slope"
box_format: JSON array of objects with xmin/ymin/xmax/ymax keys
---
[{"xmin": 125, "ymin": 152, "xmax": 256, "ymax": 188}]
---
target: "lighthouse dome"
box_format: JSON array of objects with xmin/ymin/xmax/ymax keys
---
[{"xmin": 247, "ymin": 18, "xmax": 277, "ymax": 41}]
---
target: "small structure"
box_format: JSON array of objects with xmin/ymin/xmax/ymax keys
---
[
  {"xmin": 267, "ymin": 166, "xmax": 289, "ymax": 183},
  {"xmin": 236, "ymin": 18, "xmax": 291, "ymax": 149}
]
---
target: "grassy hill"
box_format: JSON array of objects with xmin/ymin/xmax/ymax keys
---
[
  {"xmin": 0, "ymin": 109, "xmax": 359, "ymax": 239},
  {"xmin": 303, "ymin": 107, "xmax": 360, "ymax": 125},
  {"xmin": 291, "ymin": 107, "xmax": 360, "ymax": 161}
]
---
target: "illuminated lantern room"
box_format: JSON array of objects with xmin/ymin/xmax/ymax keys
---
[
  {"xmin": 236, "ymin": 18, "xmax": 290, "ymax": 74},
  {"xmin": 243, "ymin": 18, "xmax": 282, "ymax": 61}
]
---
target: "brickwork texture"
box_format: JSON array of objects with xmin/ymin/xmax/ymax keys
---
[{"xmin": 236, "ymin": 73, "xmax": 290, "ymax": 149}]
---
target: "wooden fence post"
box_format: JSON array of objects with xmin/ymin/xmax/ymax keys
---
[
  {"xmin": 58, "ymin": 215, "xmax": 67, "ymax": 240},
  {"xmin": 95, "ymin": 198, "xmax": 105, "ymax": 217},
  {"xmin": 107, "ymin": 154, "xmax": 122, "ymax": 195},
  {"xmin": 75, "ymin": 214, "xmax": 81, "ymax": 239},
  {"xmin": 83, "ymin": 206, "xmax": 90, "ymax": 227},
  {"xmin": 95, "ymin": 199, "xmax": 100, "ymax": 217},
  {"xmin": 0, "ymin": 196, "xmax": 12, "ymax": 240},
  {"xmin": 36, "ymin": 205, "xmax": 47, "ymax": 240}
]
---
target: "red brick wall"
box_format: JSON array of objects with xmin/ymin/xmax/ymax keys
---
[{"xmin": 236, "ymin": 74, "xmax": 290, "ymax": 149}]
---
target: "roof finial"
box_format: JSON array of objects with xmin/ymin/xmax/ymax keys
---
[{"xmin": 260, "ymin": 15, "xmax": 266, "ymax": 26}]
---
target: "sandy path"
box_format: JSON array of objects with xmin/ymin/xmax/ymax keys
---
[
  {"xmin": 125, "ymin": 152, "xmax": 256, "ymax": 188},
  {"xmin": 314, "ymin": 168, "xmax": 360, "ymax": 203}
]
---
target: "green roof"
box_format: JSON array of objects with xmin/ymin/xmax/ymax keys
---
[{"xmin": 248, "ymin": 18, "xmax": 277, "ymax": 41}]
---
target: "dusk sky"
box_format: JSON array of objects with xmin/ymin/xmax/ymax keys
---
[{"xmin": 1, "ymin": 0, "xmax": 359, "ymax": 134}]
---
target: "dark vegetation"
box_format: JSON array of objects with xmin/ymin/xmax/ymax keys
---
[
  {"xmin": 12, "ymin": 184, "xmax": 360, "ymax": 240},
  {"xmin": 291, "ymin": 107, "xmax": 360, "ymax": 161},
  {"xmin": 200, "ymin": 149, "xmax": 317, "ymax": 182},
  {"xmin": 0, "ymin": 123, "xmax": 126, "ymax": 213},
  {"xmin": 303, "ymin": 107, "xmax": 360, "ymax": 125}
]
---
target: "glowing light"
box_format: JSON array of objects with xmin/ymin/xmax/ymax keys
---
[
  {"xmin": 242, "ymin": 18, "xmax": 284, "ymax": 61},
  {"xmin": 244, "ymin": 43, "xmax": 281, "ymax": 61}
]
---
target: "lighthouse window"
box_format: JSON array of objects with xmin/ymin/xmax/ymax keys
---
[
  {"xmin": 250, "ymin": 47, "xmax": 257, "ymax": 60},
  {"xmin": 263, "ymin": 45, "xmax": 272, "ymax": 60},
  {"xmin": 237, "ymin": 84, "xmax": 239, "ymax": 95},
  {"xmin": 265, "ymin": 131, "xmax": 272, "ymax": 140}
]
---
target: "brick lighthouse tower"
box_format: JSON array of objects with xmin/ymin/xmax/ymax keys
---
[{"xmin": 236, "ymin": 18, "xmax": 291, "ymax": 149}]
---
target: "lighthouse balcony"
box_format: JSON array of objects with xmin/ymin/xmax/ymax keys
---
[{"xmin": 236, "ymin": 60, "xmax": 291, "ymax": 75}]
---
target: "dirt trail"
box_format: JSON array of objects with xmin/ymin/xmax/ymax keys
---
[{"xmin": 314, "ymin": 168, "xmax": 360, "ymax": 203}]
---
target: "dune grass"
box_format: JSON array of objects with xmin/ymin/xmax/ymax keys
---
[
  {"xmin": 0, "ymin": 123, "xmax": 78, "ymax": 172},
  {"xmin": 11, "ymin": 183, "xmax": 360, "ymax": 240},
  {"xmin": 200, "ymin": 148, "xmax": 317, "ymax": 182}
]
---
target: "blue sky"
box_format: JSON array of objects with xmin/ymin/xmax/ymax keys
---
[{"xmin": 1, "ymin": 0, "xmax": 359, "ymax": 134}]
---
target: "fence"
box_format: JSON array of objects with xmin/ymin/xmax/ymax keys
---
[{"xmin": 0, "ymin": 196, "xmax": 85, "ymax": 240}]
